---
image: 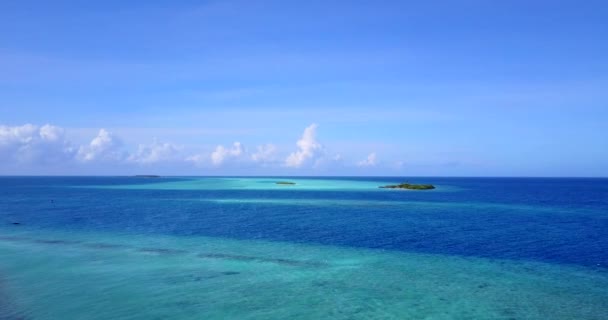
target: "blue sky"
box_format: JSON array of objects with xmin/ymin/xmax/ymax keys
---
[{"xmin": 1, "ymin": 0, "xmax": 607, "ymax": 176}]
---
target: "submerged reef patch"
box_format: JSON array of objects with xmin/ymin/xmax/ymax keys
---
[
  {"xmin": 0, "ymin": 236, "xmax": 325, "ymax": 268},
  {"xmin": 137, "ymin": 248, "xmax": 188, "ymax": 255},
  {"xmin": 197, "ymin": 252, "xmax": 324, "ymax": 267}
]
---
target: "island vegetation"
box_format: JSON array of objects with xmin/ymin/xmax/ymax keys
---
[
  {"xmin": 379, "ymin": 183, "xmax": 435, "ymax": 190},
  {"xmin": 276, "ymin": 181, "xmax": 296, "ymax": 185}
]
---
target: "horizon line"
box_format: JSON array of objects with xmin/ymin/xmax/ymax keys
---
[{"xmin": 1, "ymin": 175, "xmax": 606, "ymax": 179}]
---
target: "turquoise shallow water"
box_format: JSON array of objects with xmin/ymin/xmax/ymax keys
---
[
  {"xmin": 2, "ymin": 227, "xmax": 608, "ymax": 320},
  {"xmin": 1, "ymin": 177, "xmax": 608, "ymax": 319},
  {"xmin": 87, "ymin": 177, "xmax": 403, "ymax": 191}
]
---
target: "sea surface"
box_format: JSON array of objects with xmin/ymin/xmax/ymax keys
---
[{"xmin": 1, "ymin": 176, "xmax": 607, "ymax": 319}]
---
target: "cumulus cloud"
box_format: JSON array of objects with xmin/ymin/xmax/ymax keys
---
[
  {"xmin": 210, "ymin": 142, "xmax": 244, "ymax": 165},
  {"xmin": 285, "ymin": 124, "xmax": 323, "ymax": 168},
  {"xmin": 128, "ymin": 140, "xmax": 181, "ymax": 164},
  {"xmin": 357, "ymin": 152, "xmax": 377, "ymax": 167},
  {"xmin": 39, "ymin": 124, "xmax": 64, "ymax": 142},
  {"xmin": 3, "ymin": 122, "xmax": 381, "ymax": 173},
  {"xmin": 251, "ymin": 144, "xmax": 277, "ymax": 163},
  {"xmin": 185, "ymin": 154, "xmax": 206, "ymax": 166},
  {"xmin": 0, "ymin": 124, "xmax": 75, "ymax": 164},
  {"xmin": 77, "ymin": 129, "xmax": 125, "ymax": 162},
  {"xmin": 187, "ymin": 142, "xmax": 277, "ymax": 167}
]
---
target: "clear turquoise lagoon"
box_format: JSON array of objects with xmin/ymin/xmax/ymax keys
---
[{"xmin": 1, "ymin": 177, "xmax": 608, "ymax": 319}]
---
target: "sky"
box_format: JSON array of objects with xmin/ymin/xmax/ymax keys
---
[{"xmin": 1, "ymin": 0, "xmax": 607, "ymax": 176}]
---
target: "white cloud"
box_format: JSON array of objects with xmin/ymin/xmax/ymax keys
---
[
  {"xmin": 188, "ymin": 142, "xmax": 276, "ymax": 167},
  {"xmin": 285, "ymin": 123, "xmax": 323, "ymax": 168},
  {"xmin": 0, "ymin": 125, "xmax": 39, "ymax": 157},
  {"xmin": 39, "ymin": 124, "xmax": 64, "ymax": 142},
  {"xmin": 77, "ymin": 129, "xmax": 125, "ymax": 162},
  {"xmin": 211, "ymin": 141, "xmax": 243, "ymax": 165},
  {"xmin": 3, "ymin": 122, "xmax": 392, "ymax": 173},
  {"xmin": 251, "ymin": 144, "xmax": 277, "ymax": 163},
  {"xmin": 357, "ymin": 152, "xmax": 377, "ymax": 167},
  {"xmin": 185, "ymin": 153, "xmax": 206, "ymax": 166},
  {"xmin": 0, "ymin": 124, "xmax": 75, "ymax": 164},
  {"xmin": 128, "ymin": 140, "xmax": 181, "ymax": 164}
]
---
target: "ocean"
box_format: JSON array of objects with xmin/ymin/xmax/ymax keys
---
[{"xmin": 1, "ymin": 176, "xmax": 607, "ymax": 319}]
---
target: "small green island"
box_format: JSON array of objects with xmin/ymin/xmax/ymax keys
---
[
  {"xmin": 379, "ymin": 183, "xmax": 435, "ymax": 190},
  {"xmin": 276, "ymin": 181, "xmax": 296, "ymax": 185}
]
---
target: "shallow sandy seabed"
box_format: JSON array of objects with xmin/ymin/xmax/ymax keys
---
[{"xmin": 1, "ymin": 227, "xmax": 607, "ymax": 320}]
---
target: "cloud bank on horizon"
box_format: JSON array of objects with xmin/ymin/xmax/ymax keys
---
[{"xmin": 0, "ymin": 123, "xmax": 372, "ymax": 175}]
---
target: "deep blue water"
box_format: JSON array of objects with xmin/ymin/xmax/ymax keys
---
[{"xmin": 1, "ymin": 177, "xmax": 607, "ymax": 269}]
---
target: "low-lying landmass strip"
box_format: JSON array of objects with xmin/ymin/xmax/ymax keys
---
[
  {"xmin": 276, "ymin": 181, "xmax": 296, "ymax": 185},
  {"xmin": 379, "ymin": 183, "xmax": 435, "ymax": 190},
  {"xmin": 134, "ymin": 175, "xmax": 161, "ymax": 178}
]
